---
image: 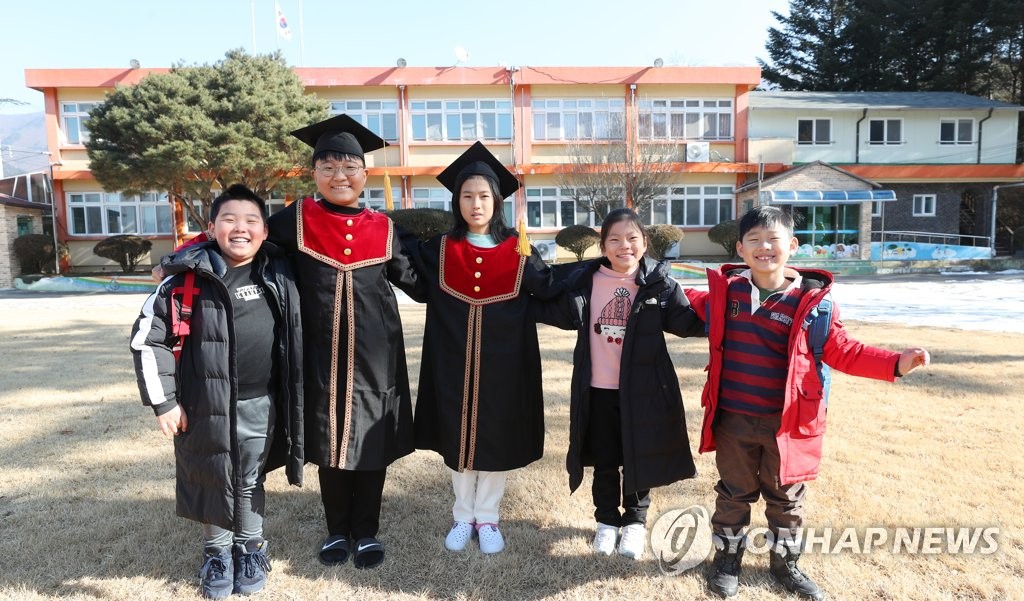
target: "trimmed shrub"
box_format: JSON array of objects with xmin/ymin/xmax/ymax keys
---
[
  {"xmin": 645, "ymin": 224, "xmax": 684, "ymax": 260},
  {"xmin": 708, "ymin": 219, "xmax": 740, "ymax": 259},
  {"xmin": 12, "ymin": 234, "xmax": 56, "ymax": 274},
  {"xmin": 555, "ymin": 225, "xmax": 600, "ymax": 262},
  {"xmin": 93, "ymin": 235, "xmax": 153, "ymax": 272},
  {"xmin": 388, "ymin": 208, "xmax": 452, "ymax": 242}
]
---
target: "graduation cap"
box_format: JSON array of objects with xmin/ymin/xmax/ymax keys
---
[
  {"xmin": 437, "ymin": 141, "xmax": 530, "ymax": 256},
  {"xmin": 436, "ymin": 141, "xmax": 521, "ymax": 200},
  {"xmin": 290, "ymin": 114, "xmax": 387, "ymax": 161}
]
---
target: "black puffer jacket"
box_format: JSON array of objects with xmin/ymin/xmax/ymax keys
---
[
  {"xmin": 536, "ymin": 257, "xmax": 704, "ymax": 495},
  {"xmin": 130, "ymin": 242, "xmax": 304, "ymax": 530}
]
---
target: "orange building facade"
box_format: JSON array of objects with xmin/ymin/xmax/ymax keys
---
[{"xmin": 26, "ymin": 65, "xmax": 771, "ymax": 270}]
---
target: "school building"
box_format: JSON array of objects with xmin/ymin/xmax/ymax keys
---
[{"xmin": 22, "ymin": 65, "xmax": 1024, "ymax": 271}]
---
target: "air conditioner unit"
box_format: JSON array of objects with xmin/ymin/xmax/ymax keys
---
[{"xmin": 686, "ymin": 141, "xmax": 710, "ymax": 163}]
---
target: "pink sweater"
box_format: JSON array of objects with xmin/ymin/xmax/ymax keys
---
[{"xmin": 588, "ymin": 265, "xmax": 640, "ymax": 389}]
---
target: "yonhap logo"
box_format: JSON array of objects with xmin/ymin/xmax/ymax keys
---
[{"xmin": 650, "ymin": 505, "xmax": 714, "ymax": 575}]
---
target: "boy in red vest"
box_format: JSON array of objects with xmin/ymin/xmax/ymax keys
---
[{"xmin": 687, "ymin": 206, "xmax": 929, "ymax": 600}]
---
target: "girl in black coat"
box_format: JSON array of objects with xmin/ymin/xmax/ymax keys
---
[{"xmin": 535, "ymin": 208, "xmax": 703, "ymax": 560}]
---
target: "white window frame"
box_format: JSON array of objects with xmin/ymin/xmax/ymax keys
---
[
  {"xmin": 531, "ymin": 98, "xmax": 626, "ymax": 141},
  {"xmin": 797, "ymin": 118, "xmax": 832, "ymax": 145},
  {"xmin": 912, "ymin": 194, "xmax": 937, "ymax": 217},
  {"xmin": 871, "ymin": 201, "xmax": 883, "ymax": 217},
  {"xmin": 61, "ymin": 102, "xmax": 99, "ymax": 145},
  {"xmin": 411, "ymin": 187, "xmax": 450, "ymax": 211},
  {"xmin": 939, "ymin": 118, "xmax": 974, "ymax": 145},
  {"xmin": 525, "ymin": 187, "xmax": 598, "ymax": 228},
  {"xmin": 330, "ymin": 100, "xmax": 400, "ymax": 142},
  {"xmin": 637, "ymin": 98, "xmax": 733, "ymax": 141},
  {"xmin": 67, "ymin": 191, "xmax": 173, "ymax": 236},
  {"xmin": 868, "ymin": 118, "xmax": 902, "ymax": 145},
  {"xmin": 640, "ymin": 185, "xmax": 733, "ymax": 227},
  {"xmin": 359, "ymin": 187, "xmax": 402, "ymax": 211},
  {"xmin": 409, "ymin": 99, "xmax": 512, "ymax": 142}
]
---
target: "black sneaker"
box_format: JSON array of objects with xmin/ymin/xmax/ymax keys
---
[
  {"xmin": 770, "ymin": 551, "xmax": 824, "ymax": 600},
  {"xmin": 198, "ymin": 545, "xmax": 233, "ymax": 600},
  {"xmin": 233, "ymin": 538, "xmax": 272, "ymax": 596},
  {"xmin": 707, "ymin": 545, "xmax": 745, "ymax": 598}
]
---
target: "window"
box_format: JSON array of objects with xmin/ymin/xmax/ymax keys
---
[
  {"xmin": 797, "ymin": 119, "xmax": 831, "ymax": 145},
  {"xmin": 411, "ymin": 187, "xmax": 450, "ymax": 211},
  {"xmin": 637, "ymin": 99, "xmax": 733, "ymax": 140},
  {"xmin": 330, "ymin": 100, "xmax": 399, "ymax": 142},
  {"xmin": 526, "ymin": 188, "xmax": 594, "ymax": 227},
  {"xmin": 940, "ymin": 119, "xmax": 973, "ymax": 145},
  {"xmin": 868, "ymin": 119, "xmax": 901, "ymax": 144},
  {"xmin": 61, "ymin": 102, "xmax": 99, "ymax": 145},
  {"xmin": 789, "ymin": 204, "xmax": 860, "ymax": 246},
  {"xmin": 913, "ymin": 194, "xmax": 936, "ymax": 217},
  {"xmin": 638, "ymin": 186, "xmax": 733, "ymax": 227},
  {"xmin": 871, "ymin": 201, "xmax": 883, "ymax": 217},
  {"xmin": 359, "ymin": 188, "xmax": 402, "ymax": 211},
  {"xmin": 532, "ymin": 98, "xmax": 625, "ymax": 141},
  {"xmin": 410, "ymin": 99, "xmax": 512, "ymax": 142},
  {"xmin": 68, "ymin": 191, "xmax": 172, "ymax": 235}
]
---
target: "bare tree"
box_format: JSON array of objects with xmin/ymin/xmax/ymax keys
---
[{"xmin": 558, "ymin": 129, "xmax": 681, "ymax": 223}]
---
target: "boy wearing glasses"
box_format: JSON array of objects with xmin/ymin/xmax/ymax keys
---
[{"xmin": 267, "ymin": 115, "xmax": 424, "ymax": 569}]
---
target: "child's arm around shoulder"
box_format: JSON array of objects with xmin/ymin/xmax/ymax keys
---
[
  {"xmin": 661, "ymin": 279, "xmax": 706, "ymax": 338},
  {"xmin": 386, "ymin": 220, "xmax": 428, "ymax": 303}
]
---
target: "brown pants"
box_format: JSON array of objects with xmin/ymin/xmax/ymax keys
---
[{"xmin": 711, "ymin": 410, "xmax": 804, "ymax": 545}]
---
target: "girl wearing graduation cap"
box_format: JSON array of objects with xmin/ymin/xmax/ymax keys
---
[
  {"xmin": 412, "ymin": 142, "xmax": 558, "ymax": 554},
  {"xmin": 268, "ymin": 115, "xmax": 425, "ymax": 569}
]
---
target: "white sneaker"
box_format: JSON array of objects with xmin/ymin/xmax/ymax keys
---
[
  {"xmin": 477, "ymin": 523, "xmax": 505, "ymax": 554},
  {"xmin": 593, "ymin": 523, "xmax": 619, "ymax": 556},
  {"xmin": 618, "ymin": 523, "xmax": 646, "ymax": 560},
  {"xmin": 444, "ymin": 521, "xmax": 476, "ymax": 551}
]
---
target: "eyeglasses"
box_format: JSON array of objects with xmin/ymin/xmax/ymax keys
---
[{"xmin": 315, "ymin": 164, "xmax": 364, "ymax": 178}]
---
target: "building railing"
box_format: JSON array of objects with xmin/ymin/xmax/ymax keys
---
[{"xmin": 871, "ymin": 230, "xmax": 991, "ymax": 248}]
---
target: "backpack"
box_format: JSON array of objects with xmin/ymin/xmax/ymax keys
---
[
  {"xmin": 169, "ymin": 271, "xmax": 199, "ymax": 361},
  {"xmin": 705, "ymin": 293, "xmax": 834, "ymax": 406}
]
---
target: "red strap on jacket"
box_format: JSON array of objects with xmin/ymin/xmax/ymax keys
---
[{"xmin": 170, "ymin": 271, "xmax": 199, "ymax": 360}]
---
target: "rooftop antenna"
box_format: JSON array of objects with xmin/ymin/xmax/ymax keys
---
[
  {"xmin": 453, "ymin": 46, "xmax": 469, "ymax": 66},
  {"xmin": 129, "ymin": 59, "xmax": 141, "ymax": 69}
]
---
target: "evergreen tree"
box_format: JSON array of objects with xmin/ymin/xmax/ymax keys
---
[{"xmin": 86, "ymin": 49, "xmax": 327, "ymax": 226}]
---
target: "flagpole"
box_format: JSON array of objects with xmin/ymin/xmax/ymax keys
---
[
  {"xmin": 298, "ymin": 0, "xmax": 305, "ymax": 66},
  {"xmin": 250, "ymin": 0, "xmax": 256, "ymax": 53},
  {"xmin": 274, "ymin": 2, "xmax": 280, "ymax": 52}
]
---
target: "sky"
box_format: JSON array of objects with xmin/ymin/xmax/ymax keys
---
[{"xmin": 0, "ymin": 0, "xmax": 791, "ymax": 114}]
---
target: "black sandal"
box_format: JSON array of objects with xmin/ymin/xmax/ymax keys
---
[
  {"xmin": 318, "ymin": 534, "xmax": 352, "ymax": 566},
  {"xmin": 352, "ymin": 537, "xmax": 385, "ymax": 569}
]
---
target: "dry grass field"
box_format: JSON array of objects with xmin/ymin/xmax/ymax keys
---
[{"xmin": 0, "ymin": 292, "xmax": 1022, "ymax": 601}]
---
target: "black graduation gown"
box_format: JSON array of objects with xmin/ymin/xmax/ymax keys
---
[
  {"xmin": 413, "ymin": 234, "xmax": 557, "ymax": 472},
  {"xmin": 268, "ymin": 198, "xmax": 424, "ymax": 471}
]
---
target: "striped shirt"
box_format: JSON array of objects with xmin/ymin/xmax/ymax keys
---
[{"xmin": 718, "ymin": 275, "xmax": 803, "ymax": 416}]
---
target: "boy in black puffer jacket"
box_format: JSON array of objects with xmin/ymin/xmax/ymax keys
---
[{"xmin": 130, "ymin": 184, "xmax": 303, "ymax": 600}]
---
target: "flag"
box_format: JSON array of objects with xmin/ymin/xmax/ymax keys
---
[{"xmin": 275, "ymin": 2, "xmax": 292, "ymax": 40}]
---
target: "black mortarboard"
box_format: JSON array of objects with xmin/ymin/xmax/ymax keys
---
[
  {"xmin": 290, "ymin": 114, "xmax": 387, "ymax": 161},
  {"xmin": 436, "ymin": 141, "xmax": 520, "ymax": 199}
]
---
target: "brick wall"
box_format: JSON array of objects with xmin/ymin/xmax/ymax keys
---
[
  {"xmin": 1, "ymin": 206, "xmax": 46, "ymax": 289},
  {"xmin": 871, "ymin": 183, "xmax": 994, "ymax": 242}
]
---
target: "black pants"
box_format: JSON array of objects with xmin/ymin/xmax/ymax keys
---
[
  {"xmin": 586, "ymin": 387, "xmax": 651, "ymax": 527},
  {"xmin": 318, "ymin": 466, "xmax": 387, "ymax": 540}
]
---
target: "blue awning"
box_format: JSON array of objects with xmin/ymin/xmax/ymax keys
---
[{"xmin": 760, "ymin": 189, "xmax": 897, "ymax": 204}]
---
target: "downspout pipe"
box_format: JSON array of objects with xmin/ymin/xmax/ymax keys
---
[
  {"xmin": 854, "ymin": 109, "xmax": 867, "ymax": 163},
  {"xmin": 977, "ymin": 108, "xmax": 994, "ymax": 164}
]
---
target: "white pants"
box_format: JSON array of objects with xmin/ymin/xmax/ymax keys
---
[{"xmin": 451, "ymin": 469, "xmax": 507, "ymax": 525}]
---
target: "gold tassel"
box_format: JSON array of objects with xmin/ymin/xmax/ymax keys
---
[
  {"xmin": 383, "ymin": 171, "xmax": 394, "ymax": 211},
  {"xmin": 517, "ymin": 214, "xmax": 531, "ymax": 256}
]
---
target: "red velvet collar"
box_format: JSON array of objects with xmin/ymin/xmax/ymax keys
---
[
  {"xmin": 440, "ymin": 235, "xmax": 525, "ymax": 305},
  {"xmin": 297, "ymin": 198, "xmax": 392, "ymax": 270}
]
